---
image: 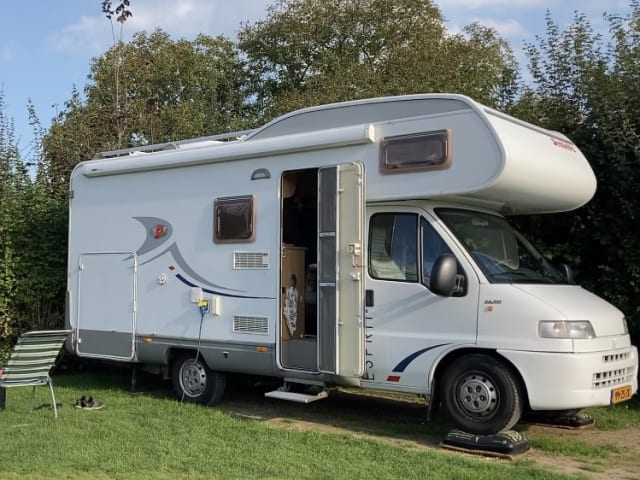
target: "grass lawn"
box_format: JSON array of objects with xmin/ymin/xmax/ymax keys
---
[{"xmin": 0, "ymin": 368, "xmax": 583, "ymax": 480}]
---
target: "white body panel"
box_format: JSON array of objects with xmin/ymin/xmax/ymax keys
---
[
  {"xmin": 500, "ymin": 345, "xmax": 638, "ymax": 409},
  {"xmin": 67, "ymin": 94, "xmax": 637, "ymax": 419}
]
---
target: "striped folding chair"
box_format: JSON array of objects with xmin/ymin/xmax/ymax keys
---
[{"xmin": 0, "ymin": 330, "xmax": 71, "ymax": 419}]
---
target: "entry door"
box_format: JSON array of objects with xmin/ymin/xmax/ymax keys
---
[
  {"xmin": 317, "ymin": 163, "xmax": 365, "ymax": 377},
  {"xmin": 75, "ymin": 252, "xmax": 137, "ymax": 360}
]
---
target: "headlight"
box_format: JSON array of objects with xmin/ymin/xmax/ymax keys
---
[{"xmin": 539, "ymin": 320, "xmax": 595, "ymax": 339}]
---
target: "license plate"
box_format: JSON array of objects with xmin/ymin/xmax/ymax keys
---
[{"xmin": 611, "ymin": 385, "xmax": 632, "ymax": 404}]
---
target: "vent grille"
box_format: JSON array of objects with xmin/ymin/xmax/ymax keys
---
[
  {"xmin": 233, "ymin": 315, "xmax": 268, "ymax": 335},
  {"xmin": 234, "ymin": 252, "xmax": 269, "ymax": 270},
  {"xmin": 603, "ymin": 352, "xmax": 630, "ymax": 363},
  {"xmin": 592, "ymin": 367, "xmax": 635, "ymax": 389}
]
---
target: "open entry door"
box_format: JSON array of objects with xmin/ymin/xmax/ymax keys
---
[
  {"xmin": 75, "ymin": 252, "xmax": 137, "ymax": 360},
  {"xmin": 317, "ymin": 163, "xmax": 365, "ymax": 377}
]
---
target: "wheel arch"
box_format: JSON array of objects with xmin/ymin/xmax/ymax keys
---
[
  {"xmin": 168, "ymin": 347, "xmax": 204, "ymax": 366},
  {"xmin": 167, "ymin": 347, "xmax": 214, "ymax": 380},
  {"xmin": 427, "ymin": 347, "xmax": 530, "ymax": 419}
]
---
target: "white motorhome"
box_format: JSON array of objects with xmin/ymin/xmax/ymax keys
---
[{"xmin": 66, "ymin": 94, "xmax": 638, "ymax": 435}]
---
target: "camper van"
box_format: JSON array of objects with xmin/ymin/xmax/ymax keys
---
[{"xmin": 66, "ymin": 94, "xmax": 638, "ymax": 435}]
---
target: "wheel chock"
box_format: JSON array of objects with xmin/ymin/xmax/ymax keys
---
[
  {"xmin": 440, "ymin": 430, "xmax": 530, "ymax": 459},
  {"xmin": 521, "ymin": 411, "xmax": 595, "ymax": 429}
]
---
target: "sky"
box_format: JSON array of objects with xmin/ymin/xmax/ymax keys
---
[{"xmin": 0, "ymin": 0, "xmax": 631, "ymax": 153}]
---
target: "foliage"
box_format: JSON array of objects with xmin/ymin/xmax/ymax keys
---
[
  {"xmin": 238, "ymin": 0, "xmax": 519, "ymax": 119},
  {"xmin": 511, "ymin": 3, "xmax": 640, "ymax": 342},
  {"xmin": 43, "ymin": 30, "xmax": 252, "ymax": 180},
  {"xmin": 0, "ymin": 92, "xmax": 66, "ymax": 345},
  {"xmin": 0, "ymin": 91, "xmax": 21, "ymax": 340},
  {"xmin": 101, "ymin": 0, "xmax": 132, "ymax": 23}
]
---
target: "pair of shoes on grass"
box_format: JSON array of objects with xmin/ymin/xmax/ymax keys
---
[{"xmin": 75, "ymin": 395, "xmax": 104, "ymax": 410}]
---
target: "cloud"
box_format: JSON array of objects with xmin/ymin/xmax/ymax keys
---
[
  {"xmin": 49, "ymin": 15, "xmax": 114, "ymax": 57},
  {"xmin": 0, "ymin": 42, "xmax": 17, "ymax": 62},
  {"xmin": 472, "ymin": 17, "xmax": 528, "ymax": 39},
  {"xmin": 124, "ymin": 0, "xmax": 217, "ymax": 37},
  {"xmin": 439, "ymin": 0, "xmax": 546, "ymax": 7},
  {"xmin": 48, "ymin": 0, "xmax": 271, "ymax": 57},
  {"xmin": 127, "ymin": 0, "xmax": 271, "ymax": 38}
]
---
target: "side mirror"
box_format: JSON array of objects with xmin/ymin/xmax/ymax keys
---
[
  {"xmin": 430, "ymin": 254, "xmax": 458, "ymax": 297},
  {"xmin": 558, "ymin": 263, "xmax": 574, "ymax": 283}
]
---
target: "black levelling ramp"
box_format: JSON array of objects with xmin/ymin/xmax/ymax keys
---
[
  {"xmin": 440, "ymin": 430, "xmax": 530, "ymax": 459},
  {"xmin": 521, "ymin": 411, "xmax": 595, "ymax": 429}
]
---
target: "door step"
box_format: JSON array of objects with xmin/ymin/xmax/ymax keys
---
[{"xmin": 264, "ymin": 389, "xmax": 329, "ymax": 403}]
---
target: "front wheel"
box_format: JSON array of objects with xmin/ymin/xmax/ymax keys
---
[
  {"xmin": 171, "ymin": 352, "xmax": 226, "ymax": 405},
  {"xmin": 440, "ymin": 354, "xmax": 523, "ymax": 435}
]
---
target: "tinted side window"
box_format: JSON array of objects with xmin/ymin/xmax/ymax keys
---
[
  {"xmin": 214, "ymin": 195, "xmax": 255, "ymax": 243},
  {"xmin": 369, "ymin": 213, "xmax": 418, "ymax": 282},
  {"xmin": 421, "ymin": 217, "xmax": 453, "ymax": 285},
  {"xmin": 379, "ymin": 130, "xmax": 451, "ymax": 174}
]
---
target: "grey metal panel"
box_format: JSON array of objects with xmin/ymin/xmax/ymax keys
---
[
  {"xmin": 280, "ymin": 338, "xmax": 318, "ymax": 371},
  {"xmin": 318, "ymin": 167, "xmax": 338, "ymax": 374},
  {"xmin": 77, "ymin": 331, "xmax": 135, "ymax": 359},
  {"xmin": 318, "ymin": 237, "xmax": 336, "ymax": 283},
  {"xmin": 319, "ymin": 167, "xmax": 337, "ymax": 232},
  {"xmin": 134, "ymin": 336, "xmax": 279, "ymax": 377},
  {"xmin": 249, "ymin": 97, "xmax": 470, "ymax": 140},
  {"xmin": 318, "ymin": 288, "xmax": 336, "ymax": 373}
]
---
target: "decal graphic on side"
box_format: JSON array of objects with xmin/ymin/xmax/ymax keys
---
[
  {"xmin": 386, "ymin": 344, "xmax": 449, "ymax": 382},
  {"xmin": 133, "ymin": 216, "xmax": 274, "ymax": 299}
]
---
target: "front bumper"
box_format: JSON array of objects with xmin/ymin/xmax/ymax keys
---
[{"xmin": 499, "ymin": 345, "xmax": 638, "ymax": 410}]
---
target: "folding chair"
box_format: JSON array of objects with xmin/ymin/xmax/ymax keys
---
[{"xmin": 0, "ymin": 330, "xmax": 71, "ymax": 419}]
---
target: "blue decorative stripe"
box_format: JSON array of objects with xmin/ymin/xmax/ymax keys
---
[
  {"xmin": 175, "ymin": 274, "xmax": 275, "ymax": 300},
  {"xmin": 392, "ymin": 344, "xmax": 449, "ymax": 372}
]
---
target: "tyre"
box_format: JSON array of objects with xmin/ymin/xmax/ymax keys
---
[
  {"xmin": 171, "ymin": 352, "xmax": 226, "ymax": 405},
  {"xmin": 440, "ymin": 354, "xmax": 523, "ymax": 435}
]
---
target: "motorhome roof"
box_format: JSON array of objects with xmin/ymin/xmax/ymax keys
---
[
  {"xmin": 93, "ymin": 94, "xmax": 571, "ymax": 161},
  {"xmin": 79, "ymin": 94, "xmax": 596, "ymax": 215},
  {"xmin": 246, "ymin": 94, "xmax": 475, "ymax": 141}
]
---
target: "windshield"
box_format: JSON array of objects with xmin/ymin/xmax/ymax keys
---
[{"xmin": 436, "ymin": 208, "xmax": 568, "ymax": 284}]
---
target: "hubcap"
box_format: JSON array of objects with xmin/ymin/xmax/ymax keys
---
[
  {"xmin": 180, "ymin": 359, "xmax": 207, "ymax": 397},
  {"xmin": 456, "ymin": 373, "xmax": 498, "ymax": 417}
]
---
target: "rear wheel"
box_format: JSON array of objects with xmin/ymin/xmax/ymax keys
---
[
  {"xmin": 171, "ymin": 352, "xmax": 226, "ymax": 405},
  {"xmin": 440, "ymin": 354, "xmax": 522, "ymax": 435}
]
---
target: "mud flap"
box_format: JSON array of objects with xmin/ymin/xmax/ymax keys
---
[{"xmin": 440, "ymin": 430, "xmax": 530, "ymax": 458}]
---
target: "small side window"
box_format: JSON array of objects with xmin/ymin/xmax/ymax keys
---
[
  {"xmin": 369, "ymin": 213, "xmax": 418, "ymax": 282},
  {"xmin": 379, "ymin": 129, "xmax": 451, "ymax": 174},
  {"xmin": 214, "ymin": 195, "xmax": 255, "ymax": 243}
]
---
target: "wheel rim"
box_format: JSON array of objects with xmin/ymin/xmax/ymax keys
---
[
  {"xmin": 456, "ymin": 372, "xmax": 498, "ymax": 418},
  {"xmin": 179, "ymin": 359, "xmax": 207, "ymax": 397}
]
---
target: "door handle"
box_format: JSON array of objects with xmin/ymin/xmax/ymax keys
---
[{"xmin": 365, "ymin": 289, "xmax": 374, "ymax": 307}]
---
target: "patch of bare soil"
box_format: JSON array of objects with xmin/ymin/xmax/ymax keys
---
[
  {"xmin": 518, "ymin": 423, "xmax": 640, "ymax": 480},
  {"xmin": 220, "ymin": 383, "xmax": 640, "ymax": 480}
]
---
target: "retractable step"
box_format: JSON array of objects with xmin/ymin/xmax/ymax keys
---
[{"xmin": 264, "ymin": 389, "xmax": 328, "ymax": 403}]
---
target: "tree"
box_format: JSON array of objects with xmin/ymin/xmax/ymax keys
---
[
  {"xmin": 0, "ymin": 92, "xmax": 66, "ymax": 348},
  {"xmin": 101, "ymin": 0, "xmax": 132, "ymax": 23},
  {"xmin": 238, "ymin": 0, "xmax": 519, "ymax": 119},
  {"xmin": 43, "ymin": 30, "xmax": 252, "ymax": 180},
  {"xmin": 0, "ymin": 90, "xmax": 22, "ymax": 340},
  {"xmin": 513, "ymin": 3, "xmax": 640, "ymax": 341}
]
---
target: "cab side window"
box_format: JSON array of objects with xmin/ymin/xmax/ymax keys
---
[
  {"xmin": 421, "ymin": 217, "xmax": 466, "ymax": 295},
  {"xmin": 369, "ymin": 213, "xmax": 418, "ymax": 282}
]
